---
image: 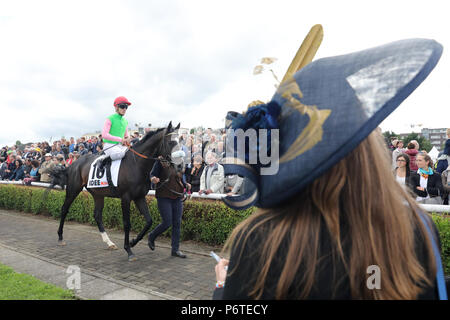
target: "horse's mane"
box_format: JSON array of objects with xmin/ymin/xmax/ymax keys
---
[{"xmin": 132, "ymin": 127, "xmax": 165, "ymax": 149}]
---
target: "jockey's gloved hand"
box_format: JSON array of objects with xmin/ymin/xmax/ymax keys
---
[{"xmin": 122, "ymin": 137, "xmax": 131, "ymax": 146}]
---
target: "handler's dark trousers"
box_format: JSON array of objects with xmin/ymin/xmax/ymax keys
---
[{"xmin": 148, "ymin": 197, "xmax": 183, "ymax": 252}]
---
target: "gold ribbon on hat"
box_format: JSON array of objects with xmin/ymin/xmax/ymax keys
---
[{"xmin": 278, "ymin": 24, "xmax": 332, "ymax": 163}]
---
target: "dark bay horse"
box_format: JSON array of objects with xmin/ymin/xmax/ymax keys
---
[{"xmin": 56, "ymin": 122, "xmax": 179, "ymax": 261}]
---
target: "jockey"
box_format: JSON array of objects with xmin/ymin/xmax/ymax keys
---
[{"xmin": 95, "ymin": 96, "xmax": 132, "ymax": 169}]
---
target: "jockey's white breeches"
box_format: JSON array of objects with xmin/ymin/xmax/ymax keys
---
[{"xmin": 103, "ymin": 143, "xmax": 128, "ymax": 161}]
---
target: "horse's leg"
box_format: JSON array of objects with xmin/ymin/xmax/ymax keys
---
[
  {"xmin": 121, "ymin": 197, "xmax": 136, "ymax": 261},
  {"xmin": 93, "ymin": 196, "xmax": 118, "ymax": 250},
  {"xmin": 130, "ymin": 197, "xmax": 153, "ymax": 248},
  {"xmin": 57, "ymin": 186, "xmax": 82, "ymax": 245}
]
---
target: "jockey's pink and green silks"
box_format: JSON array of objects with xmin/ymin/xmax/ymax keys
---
[{"xmin": 102, "ymin": 113, "xmax": 129, "ymax": 144}]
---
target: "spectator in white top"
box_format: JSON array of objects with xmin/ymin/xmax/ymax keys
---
[{"xmin": 199, "ymin": 151, "xmax": 224, "ymax": 195}]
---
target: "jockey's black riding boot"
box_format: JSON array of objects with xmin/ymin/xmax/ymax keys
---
[{"xmin": 96, "ymin": 154, "xmax": 109, "ymax": 171}]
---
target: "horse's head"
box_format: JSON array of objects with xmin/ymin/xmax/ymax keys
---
[
  {"xmin": 132, "ymin": 121, "xmax": 180, "ymax": 160},
  {"xmin": 163, "ymin": 121, "xmax": 181, "ymax": 157}
]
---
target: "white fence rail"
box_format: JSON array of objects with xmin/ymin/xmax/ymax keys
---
[
  {"xmin": 0, "ymin": 180, "xmax": 226, "ymax": 200},
  {"xmin": 0, "ymin": 180, "xmax": 448, "ymax": 212}
]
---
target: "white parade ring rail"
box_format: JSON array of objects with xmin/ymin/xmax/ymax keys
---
[
  {"xmin": 1, "ymin": 180, "xmax": 449, "ymax": 212},
  {"xmin": 0, "ymin": 180, "xmax": 226, "ymax": 200}
]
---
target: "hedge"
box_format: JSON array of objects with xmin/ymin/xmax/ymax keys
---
[
  {"xmin": 0, "ymin": 184, "xmax": 449, "ymax": 275},
  {"xmin": 0, "ymin": 184, "xmax": 254, "ymax": 246}
]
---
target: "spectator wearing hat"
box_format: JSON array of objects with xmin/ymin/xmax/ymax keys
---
[
  {"xmin": 94, "ymin": 96, "xmax": 132, "ymax": 169},
  {"xmin": 56, "ymin": 154, "xmax": 66, "ymax": 167},
  {"xmin": 34, "ymin": 147, "xmax": 42, "ymax": 160},
  {"xmin": 213, "ymin": 36, "xmax": 445, "ymax": 300},
  {"xmin": 39, "ymin": 153, "xmax": 55, "ymax": 183}
]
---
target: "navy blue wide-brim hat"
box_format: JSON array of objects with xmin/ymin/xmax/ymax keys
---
[{"xmin": 222, "ymin": 38, "xmax": 443, "ymax": 210}]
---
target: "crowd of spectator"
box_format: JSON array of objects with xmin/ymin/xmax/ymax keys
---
[
  {"xmin": 4, "ymin": 127, "xmax": 447, "ymax": 201},
  {"xmin": 0, "ymin": 135, "xmax": 104, "ymax": 185},
  {"xmin": 169, "ymin": 128, "xmax": 243, "ymax": 196},
  {"xmin": 390, "ymin": 128, "xmax": 450, "ymax": 205},
  {"xmin": 0, "ymin": 127, "xmax": 245, "ymax": 196}
]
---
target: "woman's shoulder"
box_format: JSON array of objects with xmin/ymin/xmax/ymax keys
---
[{"xmin": 406, "ymin": 149, "xmax": 418, "ymax": 156}]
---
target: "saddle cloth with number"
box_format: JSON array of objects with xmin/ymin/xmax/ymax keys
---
[{"xmin": 87, "ymin": 158, "xmax": 122, "ymax": 188}]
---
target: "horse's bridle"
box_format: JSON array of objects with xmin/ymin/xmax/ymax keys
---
[{"xmin": 126, "ymin": 139, "xmax": 187, "ymax": 200}]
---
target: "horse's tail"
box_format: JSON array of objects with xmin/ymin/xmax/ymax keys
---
[
  {"xmin": 48, "ymin": 165, "xmax": 68, "ymax": 190},
  {"xmin": 40, "ymin": 166, "xmax": 68, "ymax": 212}
]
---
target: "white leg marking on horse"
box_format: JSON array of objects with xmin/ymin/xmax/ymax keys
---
[{"xmin": 101, "ymin": 232, "xmax": 116, "ymax": 248}]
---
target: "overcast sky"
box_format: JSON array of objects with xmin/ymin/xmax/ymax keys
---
[{"xmin": 0, "ymin": 0, "xmax": 448, "ymax": 146}]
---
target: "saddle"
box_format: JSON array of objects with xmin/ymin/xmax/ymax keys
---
[{"xmin": 87, "ymin": 156, "xmax": 121, "ymax": 192}]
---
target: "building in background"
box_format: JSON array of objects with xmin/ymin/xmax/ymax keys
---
[
  {"xmin": 420, "ymin": 128, "xmax": 448, "ymax": 151},
  {"xmin": 397, "ymin": 127, "xmax": 447, "ymax": 151}
]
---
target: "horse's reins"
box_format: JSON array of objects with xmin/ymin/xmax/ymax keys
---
[{"xmin": 129, "ymin": 147, "xmax": 151, "ymax": 160}]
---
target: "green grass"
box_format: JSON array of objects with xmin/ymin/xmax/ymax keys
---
[{"xmin": 0, "ymin": 263, "xmax": 77, "ymax": 300}]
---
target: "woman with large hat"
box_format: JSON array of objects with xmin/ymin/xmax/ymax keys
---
[{"xmin": 213, "ymin": 26, "xmax": 446, "ymax": 300}]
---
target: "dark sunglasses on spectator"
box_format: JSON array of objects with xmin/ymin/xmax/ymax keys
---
[{"xmin": 117, "ymin": 103, "xmax": 129, "ymax": 109}]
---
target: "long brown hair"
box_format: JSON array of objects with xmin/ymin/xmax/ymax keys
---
[{"xmin": 223, "ymin": 131, "xmax": 436, "ymax": 299}]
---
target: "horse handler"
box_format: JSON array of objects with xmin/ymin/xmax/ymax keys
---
[{"xmin": 148, "ymin": 156, "xmax": 187, "ymax": 258}]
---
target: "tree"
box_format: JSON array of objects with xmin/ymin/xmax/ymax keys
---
[
  {"xmin": 402, "ymin": 133, "xmax": 433, "ymax": 152},
  {"xmin": 15, "ymin": 140, "xmax": 22, "ymax": 146},
  {"xmin": 383, "ymin": 131, "xmax": 398, "ymax": 141}
]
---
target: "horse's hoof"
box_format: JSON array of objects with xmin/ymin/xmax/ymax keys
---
[
  {"xmin": 58, "ymin": 240, "xmax": 66, "ymax": 246},
  {"xmin": 108, "ymin": 244, "xmax": 119, "ymax": 250},
  {"xmin": 128, "ymin": 255, "xmax": 137, "ymax": 262}
]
